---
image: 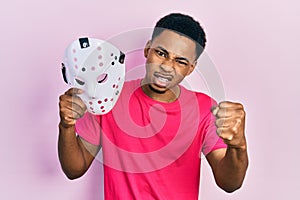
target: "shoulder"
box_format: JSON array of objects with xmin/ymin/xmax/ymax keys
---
[
  {"xmin": 123, "ymin": 78, "xmax": 141, "ymax": 88},
  {"xmin": 180, "ymin": 85, "xmax": 217, "ymax": 108},
  {"xmin": 120, "ymin": 79, "xmax": 142, "ymax": 95}
]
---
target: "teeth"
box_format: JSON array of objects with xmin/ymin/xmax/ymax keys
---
[{"xmin": 158, "ymin": 77, "xmax": 169, "ymax": 83}]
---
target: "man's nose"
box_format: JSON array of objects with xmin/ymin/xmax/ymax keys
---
[
  {"xmin": 85, "ymin": 83, "xmax": 97, "ymax": 99},
  {"xmin": 160, "ymin": 59, "xmax": 174, "ymax": 72}
]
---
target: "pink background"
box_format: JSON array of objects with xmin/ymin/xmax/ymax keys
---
[{"xmin": 1, "ymin": 0, "xmax": 299, "ymax": 199}]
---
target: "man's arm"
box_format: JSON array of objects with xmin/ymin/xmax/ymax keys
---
[
  {"xmin": 58, "ymin": 88, "xmax": 99, "ymax": 179},
  {"xmin": 206, "ymin": 101, "xmax": 249, "ymax": 193}
]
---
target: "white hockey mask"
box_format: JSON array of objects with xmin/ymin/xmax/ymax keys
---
[{"xmin": 62, "ymin": 37, "xmax": 125, "ymax": 115}]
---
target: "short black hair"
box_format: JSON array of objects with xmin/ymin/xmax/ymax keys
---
[{"xmin": 151, "ymin": 13, "xmax": 206, "ymax": 60}]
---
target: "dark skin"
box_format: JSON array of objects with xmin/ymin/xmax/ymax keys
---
[
  {"xmin": 208, "ymin": 102, "xmax": 248, "ymax": 192},
  {"xmin": 58, "ymin": 30, "xmax": 248, "ymax": 192},
  {"xmin": 58, "ymin": 88, "xmax": 98, "ymax": 179}
]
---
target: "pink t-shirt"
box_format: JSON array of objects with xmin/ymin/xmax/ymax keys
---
[{"xmin": 75, "ymin": 79, "xmax": 227, "ymax": 200}]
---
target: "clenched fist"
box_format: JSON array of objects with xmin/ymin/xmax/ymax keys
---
[
  {"xmin": 212, "ymin": 101, "xmax": 246, "ymax": 149},
  {"xmin": 59, "ymin": 88, "xmax": 87, "ymax": 128}
]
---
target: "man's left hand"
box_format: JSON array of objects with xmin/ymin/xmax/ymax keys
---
[{"xmin": 212, "ymin": 101, "xmax": 246, "ymax": 149}]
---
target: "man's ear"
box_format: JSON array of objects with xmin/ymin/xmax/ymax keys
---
[
  {"xmin": 144, "ymin": 40, "xmax": 151, "ymax": 58},
  {"xmin": 187, "ymin": 60, "xmax": 197, "ymax": 76}
]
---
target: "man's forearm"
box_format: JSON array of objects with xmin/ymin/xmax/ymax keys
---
[
  {"xmin": 58, "ymin": 123, "xmax": 88, "ymax": 179},
  {"xmin": 214, "ymin": 146, "xmax": 248, "ymax": 192}
]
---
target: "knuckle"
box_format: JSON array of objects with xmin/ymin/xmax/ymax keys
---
[
  {"xmin": 64, "ymin": 89, "xmax": 70, "ymax": 95},
  {"xmin": 235, "ymin": 102, "xmax": 241, "ymax": 106},
  {"xmin": 58, "ymin": 100, "xmax": 62, "ymax": 107},
  {"xmin": 221, "ymin": 120, "xmax": 227, "ymax": 127},
  {"xmin": 72, "ymin": 112, "xmax": 80, "ymax": 119},
  {"xmin": 63, "ymin": 116, "xmax": 69, "ymax": 122},
  {"xmin": 59, "ymin": 102, "xmax": 69, "ymax": 111},
  {"xmin": 59, "ymin": 94, "xmax": 65, "ymax": 101},
  {"xmin": 232, "ymin": 101, "xmax": 242, "ymax": 108},
  {"xmin": 238, "ymin": 103, "xmax": 244, "ymax": 109},
  {"xmin": 241, "ymin": 110, "xmax": 246, "ymax": 118},
  {"xmin": 219, "ymin": 101, "xmax": 226, "ymax": 107},
  {"xmin": 59, "ymin": 104, "xmax": 66, "ymax": 112},
  {"xmin": 65, "ymin": 88, "xmax": 75, "ymax": 95},
  {"xmin": 238, "ymin": 110, "xmax": 245, "ymax": 119},
  {"xmin": 221, "ymin": 133, "xmax": 233, "ymax": 141},
  {"xmin": 227, "ymin": 135, "xmax": 234, "ymax": 141},
  {"xmin": 231, "ymin": 126, "xmax": 238, "ymax": 134},
  {"xmin": 216, "ymin": 128, "xmax": 221, "ymax": 135},
  {"xmin": 236, "ymin": 118, "xmax": 242, "ymax": 124},
  {"xmin": 216, "ymin": 109, "xmax": 223, "ymax": 117},
  {"xmin": 69, "ymin": 87, "xmax": 75, "ymax": 92},
  {"xmin": 215, "ymin": 119, "xmax": 220, "ymax": 126},
  {"xmin": 61, "ymin": 107, "xmax": 71, "ymax": 115}
]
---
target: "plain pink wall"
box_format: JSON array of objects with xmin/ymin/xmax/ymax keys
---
[{"xmin": 1, "ymin": 0, "xmax": 299, "ymax": 199}]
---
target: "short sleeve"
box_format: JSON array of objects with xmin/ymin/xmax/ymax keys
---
[
  {"xmin": 201, "ymin": 105, "xmax": 227, "ymax": 156},
  {"xmin": 75, "ymin": 112, "xmax": 101, "ymax": 145}
]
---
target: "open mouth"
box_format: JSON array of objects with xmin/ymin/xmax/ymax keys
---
[
  {"xmin": 97, "ymin": 73, "xmax": 108, "ymax": 84},
  {"xmin": 156, "ymin": 76, "xmax": 170, "ymax": 83},
  {"xmin": 153, "ymin": 73, "xmax": 173, "ymax": 87},
  {"xmin": 154, "ymin": 72, "xmax": 173, "ymax": 81}
]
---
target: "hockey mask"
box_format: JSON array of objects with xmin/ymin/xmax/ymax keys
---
[{"xmin": 62, "ymin": 37, "xmax": 125, "ymax": 115}]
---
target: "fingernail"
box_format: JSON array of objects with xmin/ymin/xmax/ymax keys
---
[
  {"xmin": 78, "ymin": 89, "xmax": 84, "ymax": 93},
  {"xmin": 211, "ymin": 106, "xmax": 219, "ymax": 116}
]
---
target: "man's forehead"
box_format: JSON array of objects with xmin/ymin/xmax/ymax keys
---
[{"xmin": 150, "ymin": 29, "xmax": 197, "ymax": 60}]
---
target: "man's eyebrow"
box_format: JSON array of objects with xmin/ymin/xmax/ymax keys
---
[
  {"xmin": 156, "ymin": 46, "xmax": 191, "ymax": 63},
  {"xmin": 156, "ymin": 46, "xmax": 169, "ymax": 55}
]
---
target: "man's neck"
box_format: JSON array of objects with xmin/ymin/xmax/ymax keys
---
[{"xmin": 141, "ymin": 80, "xmax": 180, "ymax": 103}]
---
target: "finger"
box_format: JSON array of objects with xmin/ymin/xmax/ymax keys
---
[
  {"xmin": 65, "ymin": 87, "xmax": 85, "ymax": 96},
  {"xmin": 60, "ymin": 105, "xmax": 81, "ymax": 119},
  {"xmin": 215, "ymin": 118, "xmax": 236, "ymax": 128},
  {"xmin": 61, "ymin": 115, "xmax": 76, "ymax": 126},
  {"xmin": 69, "ymin": 96, "xmax": 86, "ymax": 110},
  {"xmin": 60, "ymin": 94, "xmax": 87, "ymax": 111},
  {"xmin": 211, "ymin": 106, "xmax": 220, "ymax": 116},
  {"xmin": 65, "ymin": 103, "xmax": 86, "ymax": 118},
  {"xmin": 60, "ymin": 93, "xmax": 81, "ymax": 103},
  {"xmin": 218, "ymin": 109, "xmax": 246, "ymax": 121},
  {"xmin": 216, "ymin": 107, "xmax": 237, "ymax": 118},
  {"xmin": 60, "ymin": 100, "xmax": 86, "ymax": 118},
  {"xmin": 219, "ymin": 101, "xmax": 244, "ymax": 109},
  {"xmin": 60, "ymin": 111, "xmax": 82, "ymax": 126},
  {"xmin": 216, "ymin": 127, "xmax": 234, "ymax": 141},
  {"xmin": 59, "ymin": 95, "xmax": 86, "ymax": 116}
]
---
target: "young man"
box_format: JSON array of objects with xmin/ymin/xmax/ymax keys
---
[{"xmin": 58, "ymin": 13, "xmax": 248, "ymax": 199}]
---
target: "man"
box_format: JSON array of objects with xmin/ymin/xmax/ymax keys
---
[{"xmin": 58, "ymin": 13, "xmax": 248, "ymax": 199}]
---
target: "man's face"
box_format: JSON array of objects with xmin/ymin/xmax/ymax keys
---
[{"xmin": 143, "ymin": 29, "xmax": 197, "ymax": 96}]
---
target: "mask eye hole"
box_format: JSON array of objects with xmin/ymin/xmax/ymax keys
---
[
  {"xmin": 97, "ymin": 73, "xmax": 108, "ymax": 84},
  {"xmin": 119, "ymin": 51, "xmax": 125, "ymax": 64},
  {"xmin": 61, "ymin": 63, "xmax": 68, "ymax": 84},
  {"xmin": 75, "ymin": 77, "xmax": 85, "ymax": 85}
]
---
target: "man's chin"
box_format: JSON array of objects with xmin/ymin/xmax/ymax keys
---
[{"xmin": 149, "ymin": 84, "xmax": 167, "ymax": 94}]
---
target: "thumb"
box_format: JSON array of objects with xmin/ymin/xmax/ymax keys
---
[
  {"xmin": 211, "ymin": 105, "xmax": 220, "ymax": 116},
  {"xmin": 65, "ymin": 88, "xmax": 84, "ymax": 96}
]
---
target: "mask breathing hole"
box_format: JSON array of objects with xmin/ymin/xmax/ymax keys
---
[
  {"xmin": 75, "ymin": 76, "xmax": 85, "ymax": 85},
  {"xmin": 97, "ymin": 73, "xmax": 108, "ymax": 84}
]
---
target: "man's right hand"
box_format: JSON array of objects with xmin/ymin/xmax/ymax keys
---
[
  {"xmin": 59, "ymin": 88, "xmax": 87, "ymax": 128},
  {"xmin": 58, "ymin": 88, "xmax": 95, "ymax": 179}
]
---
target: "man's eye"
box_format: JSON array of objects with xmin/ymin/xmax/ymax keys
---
[
  {"xmin": 176, "ymin": 60, "xmax": 188, "ymax": 66},
  {"xmin": 155, "ymin": 50, "xmax": 166, "ymax": 57},
  {"xmin": 75, "ymin": 78, "xmax": 85, "ymax": 85}
]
